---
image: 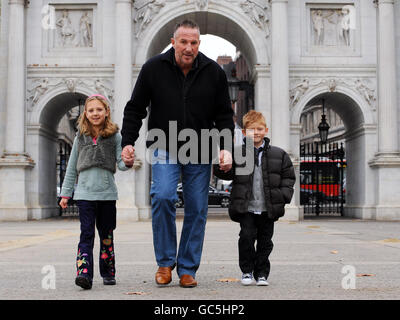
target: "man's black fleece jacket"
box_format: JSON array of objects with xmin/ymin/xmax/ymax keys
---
[{"xmin": 121, "ymin": 47, "xmax": 234, "ymax": 161}]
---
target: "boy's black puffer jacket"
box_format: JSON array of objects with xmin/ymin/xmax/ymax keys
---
[{"xmin": 214, "ymin": 137, "xmax": 296, "ymax": 222}]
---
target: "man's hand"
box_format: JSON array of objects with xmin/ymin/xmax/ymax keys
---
[
  {"xmin": 121, "ymin": 145, "xmax": 135, "ymax": 167},
  {"xmin": 219, "ymin": 150, "xmax": 232, "ymax": 173}
]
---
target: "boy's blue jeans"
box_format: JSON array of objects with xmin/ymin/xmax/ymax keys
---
[{"xmin": 150, "ymin": 148, "xmax": 211, "ymax": 278}]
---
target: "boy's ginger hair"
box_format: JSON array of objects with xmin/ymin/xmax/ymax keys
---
[{"xmin": 242, "ymin": 110, "xmax": 267, "ymax": 129}]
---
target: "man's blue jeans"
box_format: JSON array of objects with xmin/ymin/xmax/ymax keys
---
[{"xmin": 150, "ymin": 148, "xmax": 211, "ymax": 278}]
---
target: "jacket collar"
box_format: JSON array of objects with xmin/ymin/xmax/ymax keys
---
[
  {"xmin": 161, "ymin": 47, "xmax": 212, "ymax": 70},
  {"xmin": 243, "ymin": 136, "xmax": 270, "ymax": 152}
]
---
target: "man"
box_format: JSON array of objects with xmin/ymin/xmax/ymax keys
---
[{"xmin": 120, "ymin": 20, "xmax": 234, "ymax": 288}]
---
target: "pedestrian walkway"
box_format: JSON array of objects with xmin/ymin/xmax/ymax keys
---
[{"xmin": 0, "ymin": 216, "xmax": 400, "ymax": 300}]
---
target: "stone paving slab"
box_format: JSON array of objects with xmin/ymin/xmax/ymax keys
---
[{"xmin": 0, "ymin": 216, "xmax": 400, "ymax": 301}]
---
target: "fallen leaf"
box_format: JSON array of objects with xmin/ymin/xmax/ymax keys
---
[
  {"xmin": 356, "ymin": 274, "xmax": 375, "ymax": 277},
  {"xmin": 217, "ymin": 278, "xmax": 240, "ymax": 282},
  {"xmin": 307, "ymin": 226, "xmax": 320, "ymax": 229},
  {"xmin": 330, "ymin": 250, "xmax": 338, "ymax": 254},
  {"xmin": 124, "ymin": 291, "xmax": 150, "ymax": 295},
  {"xmin": 381, "ymin": 238, "xmax": 400, "ymax": 243}
]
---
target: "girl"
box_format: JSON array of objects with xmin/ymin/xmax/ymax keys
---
[{"xmin": 59, "ymin": 94, "xmax": 130, "ymax": 290}]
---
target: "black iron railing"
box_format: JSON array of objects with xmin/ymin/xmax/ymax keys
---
[
  {"xmin": 57, "ymin": 141, "xmax": 79, "ymax": 217},
  {"xmin": 300, "ymin": 142, "xmax": 346, "ymax": 216}
]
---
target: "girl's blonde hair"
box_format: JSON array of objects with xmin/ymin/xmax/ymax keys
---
[{"xmin": 77, "ymin": 95, "xmax": 118, "ymax": 138}]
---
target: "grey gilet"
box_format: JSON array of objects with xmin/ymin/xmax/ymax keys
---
[
  {"xmin": 247, "ymin": 162, "xmax": 267, "ymax": 213},
  {"xmin": 76, "ymin": 133, "xmax": 117, "ymax": 174}
]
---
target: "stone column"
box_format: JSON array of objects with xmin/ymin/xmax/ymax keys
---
[
  {"xmin": 4, "ymin": 0, "xmax": 26, "ymax": 155},
  {"xmin": 0, "ymin": 0, "xmax": 35, "ymax": 221},
  {"xmin": 113, "ymin": 0, "xmax": 138, "ymax": 221},
  {"xmin": 132, "ymin": 67, "xmax": 152, "ymax": 220},
  {"xmin": 270, "ymin": 0, "xmax": 290, "ymax": 152},
  {"xmin": 114, "ymin": 0, "xmax": 133, "ymax": 127},
  {"xmin": 270, "ymin": 0, "xmax": 301, "ymax": 220},
  {"xmin": 376, "ymin": 0, "xmax": 399, "ymax": 155},
  {"xmin": 253, "ymin": 65, "xmax": 271, "ymax": 134},
  {"xmin": 368, "ymin": 0, "xmax": 400, "ymax": 220}
]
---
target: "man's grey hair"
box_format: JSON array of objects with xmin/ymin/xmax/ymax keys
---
[{"xmin": 173, "ymin": 19, "xmax": 200, "ymax": 38}]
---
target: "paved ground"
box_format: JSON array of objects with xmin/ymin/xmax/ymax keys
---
[{"xmin": 1, "ymin": 213, "xmax": 400, "ymax": 301}]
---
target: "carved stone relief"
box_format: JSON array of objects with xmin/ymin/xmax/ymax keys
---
[
  {"xmin": 238, "ymin": 0, "xmax": 270, "ymax": 37},
  {"xmin": 289, "ymin": 77, "xmax": 376, "ymax": 111},
  {"xmin": 290, "ymin": 78, "xmax": 310, "ymax": 108},
  {"xmin": 133, "ymin": 0, "xmax": 170, "ymax": 38},
  {"xmin": 354, "ymin": 79, "xmax": 376, "ymax": 109},
  {"xmin": 310, "ymin": 7, "xmax": 354, "ymax": 47},
  {"xmin": 55, "ymin": 9, "xmax": 93, "ymax": 48},
  {"xmin": 27, "ymin": 78, "xmax": 114, "ymax": 112},
  {"xmin": 195, "ymin": 0, "xmax": 209, "ymax": 11}
]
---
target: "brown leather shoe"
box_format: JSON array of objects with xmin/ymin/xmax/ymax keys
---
[
  {"xmin": 179, "ymin": 274, "xmax": 197, "ymax": 288},
  {"xmin": 155, "ymin": 266, "xmax": 173, "ymax": 285}
]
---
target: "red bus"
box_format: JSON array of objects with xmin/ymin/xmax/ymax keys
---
[{"xmin": 300, "ymin": 158, "xmax": 346, "ymax": 205}]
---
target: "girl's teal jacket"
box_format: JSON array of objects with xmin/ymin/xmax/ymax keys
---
[{"xmin": 60, "ymin": 132, "xmax": 129, "ymax": 201}]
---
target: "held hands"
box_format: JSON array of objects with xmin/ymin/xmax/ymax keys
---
[
  {"xmin": 219, "ymin": 150, "xmax": 232, "ymax": 173},
  {"xmin": 121, "ymin": 145, "xmax": 135, "ymax": 167}
]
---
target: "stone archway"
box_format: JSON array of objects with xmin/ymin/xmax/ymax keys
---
[
  {"xmin": 291, "ymin": 85, "xmax": 377, "ymax": 219},
  {"xmin": 26, "ymin": 90, "xmax": 88, "ymax": 220},
  {"xmin": 130, "ymin": 4, "xmax": 272, "ymax": 220}
]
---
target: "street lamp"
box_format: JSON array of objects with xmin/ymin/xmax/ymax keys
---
[
  {"xmin": 225, "ymin": 63, "xmax": 254, "ymax": 114},
  {"xmin": 318, "ymin": 99, "xmax": 330, "ymax": 144},
  {"xmin": 228, "ymin": 79, "xmax": 240, "ymax": 104},
  {"xmin": 227, "ymin": 66, "xmax": 240, "ymax": 104}
]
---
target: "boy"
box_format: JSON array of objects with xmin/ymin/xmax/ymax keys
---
[{"xmin": 214, "ymin": 110, "xmax": 295, "ymax": 286}]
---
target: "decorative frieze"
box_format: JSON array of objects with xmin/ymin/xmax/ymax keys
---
[
  {"xmin": 27, "ymin": 77, "xmax": 114, "ymax": 111},
  {"xmin": 132, "ymin": 0, "xmax": 271, "ymax": 38},
  {"xmin": 289, "ymin": 77, "xmax": 377, "ymax": 110}
]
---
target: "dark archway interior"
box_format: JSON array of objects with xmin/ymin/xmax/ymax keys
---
[
  {"xmin": 39, "ymin": 92, "xmax": 87, "ymax": 132},
  {"xmin": 306, "ymin": 92, "xmax": 365, "ymax": 131}
]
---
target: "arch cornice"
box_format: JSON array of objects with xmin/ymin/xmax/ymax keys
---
[{"xmin": 133, "ymin": 1, "xmax": 270, "ymax": 66}]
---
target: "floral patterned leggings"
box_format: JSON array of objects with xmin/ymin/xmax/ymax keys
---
[{"xmin": 76, "ymin": 200, "xmax": 116, "ymax": 280}]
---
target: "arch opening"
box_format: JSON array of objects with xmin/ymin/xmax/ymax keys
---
[
  {"xmin": 297, "ymin": 90, "xmax": 375, "ymax": 219},
  {"xmin": 28, "ymin": 92, "xmax": 88, "ymax": 219},
  {"xmin": 305, "ymin": 92, "xmax": 365, "ymax": 132},
  {"xmin": 39, "ymin": 92, "xmax": 87, "ymax": 132},
  {"xmin": 145, "ymin": 11, "xmax": 260, "ymax": 70}
]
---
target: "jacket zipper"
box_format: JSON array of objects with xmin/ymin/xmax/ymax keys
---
[
  {"xmin": 182, "ymin": 76, "xmax": 187, "ymax": 128},
  {"xmin": 264, "ymin": 146, "xmax": 274, "ymax": 215}
]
